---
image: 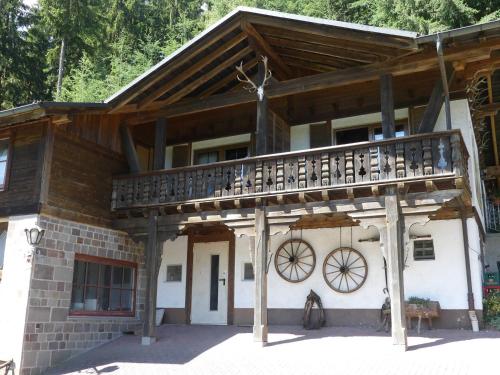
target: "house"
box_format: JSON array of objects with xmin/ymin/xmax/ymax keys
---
[{"xmin": 0, "ymin": 6, "xmax": 499, "ymax": 375}]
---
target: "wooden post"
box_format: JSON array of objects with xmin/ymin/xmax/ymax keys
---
[
  {"xmin": 255, "ymin": 62, "xmax": 268, "ymax": 156},
  {"xmin": 436, "ymin": 34, "xmax": 452, "ymax": 131},
  {"xmin": 153, "ymin": 117, "xmax": 167, "ymax": 170},
  {"xmin": 253, "ymin": 206, "xmax": 268, "ymax": 344},
  {"xmin": 385, "ymin": 187, "xmax": 407, "ymax": 350},
  {"xmin": 380, "ymin": 73, "xmax": 395, "ymax": 138},
  {"xmin": 142, "ymin": 211, "xmax": 162, "ymax": 345},
  {"xmin": 120, "ymin": 124, "xmax": 142, "ymax": 174}
]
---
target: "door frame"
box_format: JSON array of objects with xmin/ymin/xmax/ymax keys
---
[{"xmin": 185, "ymin": 228, "xmax": 235, "ymax": 325}]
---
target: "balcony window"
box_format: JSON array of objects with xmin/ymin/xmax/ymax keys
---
[
  {"xmin": 70, "ymin": 254, "xmax": 136, "ymax": 316},
  {"xmin": 0, "ymin": 138, "xmax": 11, "ymax": 190},
  {"xmin": 374, "ymin": 124, "xmax": 407, "ymax": 141},
  {"xmin": 194, "ymin": 143, "xmax": 248, "ymax": 165},
  {"xmin": 336, "ymin": 127, "xmax": 369, "ymax": 145}
]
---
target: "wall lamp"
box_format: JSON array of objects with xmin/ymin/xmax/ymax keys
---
[{"xmin": 24, "ymin": 228, "xmax": 45, "ymax": 262}]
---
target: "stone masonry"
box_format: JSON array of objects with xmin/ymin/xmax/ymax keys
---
[{"xmin": 20, "ymin": 215, "xmax": 146, "ymax": 375}]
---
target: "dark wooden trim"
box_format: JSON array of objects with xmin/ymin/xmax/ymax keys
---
[
  {"xmin": 70, "ymin": 253, "xmax": 138, "ymax": 318},
  {"xmin": 39, "ymin": 120, "xmax": 55, "ymax": 204},
  {"xmin": 185, "ymin": 229, "xmax": 235, "ymax": 325},
  {"xmin": 0, "ymin": 130, "xmax": 14, "ymax": 192},
  {"xmin": 153, "ymin": 118, "xmax": 167, "ymax": 170},
  {"xmin": 120, "ymin": 124, "xmax": 142, "ymax": 173},
  {"xmin": 380, "ymin": 73, "xmax": 395, "ymax": 138}
]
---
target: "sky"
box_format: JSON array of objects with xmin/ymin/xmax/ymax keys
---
[{"xmin": 23, "ymin": 0, "xmax": 38, "ymax": 7}]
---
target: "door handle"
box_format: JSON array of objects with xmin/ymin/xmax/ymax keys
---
[{"xmin": 218, "ymin": 278, "xmax": 226, "ymax": 286}]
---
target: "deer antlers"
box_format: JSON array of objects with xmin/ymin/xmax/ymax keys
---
[{"xmin": 236, "ymin": 55, "xmax": 272, "ymax": 101}]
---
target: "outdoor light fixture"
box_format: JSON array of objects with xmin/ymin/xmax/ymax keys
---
[
  {"xmin": 24, "ymin": 228, "xmax": 45, "ymax": 262},
  {"xmin": 25, "ymin": 228, "xmax": 45, "ymax": 246}
]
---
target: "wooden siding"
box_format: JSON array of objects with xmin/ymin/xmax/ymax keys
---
[
  {"xmin": 45, "ymin": 129, "xmax": 127, "ymax": 226},
  {"xmin": 0, "ymin": 122, "xmax": 45, "ymax": 217}
]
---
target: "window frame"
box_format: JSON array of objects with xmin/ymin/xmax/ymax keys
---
[
  {"xmin": 413, "ymin": 239, "xmax": 435, "ymax": 261},
  {"xmin": 331, "ymin": 119, "xmax": 409, "ymax": 145},
  {"xmin": 0, "ymin": 135, "xmax": 13, "ymax": 192},
  {"xmin": 165, "ymin": 264, "xmax": 183, "ymax": 282},
  {"xmin": 242, "ymin": 262, "xmax": 255, "ymax": 281},
  {"xmin": 193, "ymin": 142, "xmax": 249, "ymax": 165},
  {"xmin": 69, "ymin": 254, "xmax": 138, "ymax": 317}
]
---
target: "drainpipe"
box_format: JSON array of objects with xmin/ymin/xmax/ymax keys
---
[
  {"xmin": 460, "ymin": 211, "xmax": 479, "ymax": 331},
  {"xmin": 436, "ymin": 33, "xmax": 452, "ymax": 131}
]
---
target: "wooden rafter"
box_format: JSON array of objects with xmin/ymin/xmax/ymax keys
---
[
  {"xmin": 200, "ymin": 57, "xmax": 259, "ymax": 98},
  {"xmin": 241, "ymin": 20, "xmax": 293, "ymax": 80},
  {"xmin": 265, "ymin": 35, "xmax": 379, "ymax": 64},
  {"xmin": 108, "ymin": 20, "xmax": 241, "ymax": 113},
  {"xmin": 137, "ymin": 33, "xmax": 247, "ymax": 109},
  {"xmin": 154, "ymin": 46, "xmax": 253, "ymax": 107},
  {"xmin": 275, "ymin": 47, "xmax": 356, "ymax": 69}
]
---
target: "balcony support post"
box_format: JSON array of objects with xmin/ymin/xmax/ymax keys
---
[
  {"xmin": 142, "ymin": 210, "xmax": 163, "ymax": 345},
  {"xmin": 255, "ymin": 62, "xmax": 269, "ymax": 156},
  {"xmin": 253, "ymin": 206, "xmax": 268, "ymax": 344},
  {"xmin": 385, "ymin": 187, "xmax": 407, "ymax": 351},
  {"xmin": 153, "ymin": 117, "xmax": 167, "ymax": 170},
  {"xmin": 380, "ymin": 73, "xmax": 395, "ymax": 138}
]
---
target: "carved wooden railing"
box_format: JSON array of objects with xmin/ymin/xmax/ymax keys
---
[{"xmin": 111, "ymin": 130, "xmax": 469, "ymax": 211}]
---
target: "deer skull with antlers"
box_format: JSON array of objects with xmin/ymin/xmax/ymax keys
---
[{"xmin": 236, "ymin": 55, "xmax": 272, "ymax": 101}]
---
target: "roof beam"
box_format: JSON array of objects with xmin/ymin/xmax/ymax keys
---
[
  {"xmin": 200, "ymin": 57, "xmax": 258, "ymax": 98},
  {"xmin": 108, "ymin": 19, "xmax": 241, "ymax": 113},
  {"xmin": 241, "ymin": 20, "xmax": 293, "ymax": 80},
  {"xmin": 137, "ymin": 32, "xmax": 247, "ymax": 109},
  {"xmin": 155, "ymin": 46, "xmax": 253, "ymax": 107},
  {"xmin": 126, "ymin": 39, "xmax": 496, "ymax": 123}
]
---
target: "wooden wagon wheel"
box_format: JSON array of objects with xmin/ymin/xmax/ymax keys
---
[
  {"xmin": 275, "ymin": 239, "xmax": 316, "ymax": 283},
  {"xmin": 323, "ymin": 247, "xmax": 367, "ymax": 293}
]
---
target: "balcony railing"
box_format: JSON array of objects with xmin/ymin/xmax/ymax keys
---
[
  {"xmin": 486, "ymin": 200, "xmax": 500, "ymax": 232},
  {"xmin": 111, "ymin": 130, "xmax": 469, "ymax": 211}
]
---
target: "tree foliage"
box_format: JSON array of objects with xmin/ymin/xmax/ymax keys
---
[{"xmin": 0, "ymin": 0, "xmax": 499, "ymax": 109}]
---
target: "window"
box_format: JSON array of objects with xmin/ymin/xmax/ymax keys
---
[
  {"xmin": 196, "ymin": 151, "xmax": 219, "ymax": 165},
  {"xmin": 336, "ymin": 127, "xmax": 369, "ymax": 145},
  {"xmin": 0, "ymin": 139, "xmax": 10, "ymax": 190},
  {"xmin": 413, "ymin": 240, "xmax": 435, "ymax": 260},
  {"xmin": 310, "ymin": 123, "xmax": 331, "ymax": 148},
  {"xmin": 374, "ymin": 124, "xmax": 407, "ymax": 141},
  {"xmin": 243, "ymin": 262, "xmax": 254, "ymax": 281},
  {"xmin": 225, "ymin": 147, "xmax": 247, "ymax": 161},
  {"xmin": 166, "ymin": 265, "xmax": 182, "ymax": 282},
  {"xmin": 70, "ymin": 254, "xmax": 136, "ymax": 316}
]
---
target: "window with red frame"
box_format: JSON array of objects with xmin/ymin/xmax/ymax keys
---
[
  {"xmin": 70, "ymin": 255, "xmax": 136, "ymax": 316},
  {"xmin": 0, "ymin": 138, "xmax": 10, "ymax": 190}
]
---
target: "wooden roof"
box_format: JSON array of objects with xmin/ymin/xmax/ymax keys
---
[{"xmin": 105, "ymin": 7, "xmax": 418, "ymax": 114}]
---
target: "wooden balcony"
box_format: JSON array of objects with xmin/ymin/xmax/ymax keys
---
[{"xmin": 111, "ymin": 130, "xmax": 469, "ymax": 214}]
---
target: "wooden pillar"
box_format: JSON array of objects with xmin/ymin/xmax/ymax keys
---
[
  {"xmin": 153, "ymin": 117, "xmax": 167, "ymax": 170},
  {"xmin": 436, "ymin": 34, "xmax": 452, "ymax": 131},
  {"xmin": 253, "ymin": 206, "xmax": 268, "ymax": 344},
  {"xmin": 255, "ymin": 63, "xmax": 268, "ymax": 156},
  {"xmin": 380, "ymin": 73, "xmax": 395, "ymax": 139},
  {"xmin": 142, "ymin": 211, "xmax": 162, "ymax": 345},
  {"xmin": 120, "ymin": 124, "xmax": 141, "ymax": 174},
  {"xmin": 385, "ymin": 187, "xmax": 407, "ymax": 350}
]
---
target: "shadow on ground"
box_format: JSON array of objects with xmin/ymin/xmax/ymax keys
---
[{"xmin": 46, "ymin": 324, "xmax": 500, "ymax": 374}]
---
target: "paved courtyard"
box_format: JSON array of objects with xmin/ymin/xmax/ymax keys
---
[{"xmin": 46, "ymin": 325, "xmax": 500, "ymax": 375}]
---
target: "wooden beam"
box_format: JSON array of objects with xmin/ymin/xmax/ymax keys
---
[
  {"xmin": 385, "ymin": 188, "xmax": 407, "ymax": 350},
  {"xmin": 126, "ymin": 42, "xmax": 494, "ymax": 122},
  {"xmin": 380, "ymin": 73, "xmax": 395, "ymax": 138},
  {"xmin": 153, "ymin": 117, "xmax": 167, "ymax": 170},
  {"xmin": 241, "ymin": 20, "xmax": 293, "ymax": 80},
  {"xmin": 200, "ymin": 58, "xmax": 258, "ymax": 98},
  {"xmin": 255, "ymin": 62, "xmax": 269, "ymax": 155},
  {"xmin": 108, "ymin": 20, "xmax": 241, "ymax": 112},
  {"xmin": 120, "ymin": 124, "xmax": 141, "ymax": 173},
  {"xmin": 138, "ymin": 33, "xmax": 247, "ymax": 109},
  {"xmin": 154, "ymin": 46, "xmax": 252, "ymax": 107},
  {"xmin": 142, "ymin": 211, "xmax": 162, "ymax": 345},
  {"xmin": 417, "ymin": 66, "xmax": 455, "ymax": 134},
  {"xmin": 253, "ymin": 207, "xmax": 268, "ymax": 344},
  {"xmin": 39, "ymin": 120, "xmax": 55, "ymax": 205}
]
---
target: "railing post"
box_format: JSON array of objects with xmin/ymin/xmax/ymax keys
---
[
  {"xmin": 422, "ymin": 138, "xmax": 433, "ymax": 175},
  {"xmin": 321, "ymin": 153, "xmax": 330, "ymax": 186},
  {"xmin": 298, "ymin": 156, "xmax": 307, "ymax": 188},
  {"xmin": 396, "ymin": 143, "xmax": 406, "ymax": 178},
  {"xmin": 345, "ymin": 150, "xmax": 354, "ymax": 184},
  {"xmin": 370, "ymin": 146, "xmax": 380, "ymax": 181}
]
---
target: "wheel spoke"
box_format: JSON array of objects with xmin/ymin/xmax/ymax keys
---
[
  {"xmin": 349, "ymin": 270, "xmax": 366, "ymax": 279},
  {"xmin": 345, "ymin": 249, "xmax": 352, "ymax": 266},
  {"xmin": 345, "ymin": 275, "xmax": 350, "ymax": 292},
  {"xmin": 298, "ymin": 261, "xmax": 313, "ymax": 267},
  {"xmin": 347, "ymin": 272, "xmax": 360, "ymax": 287},
  {"xmin": 326, "ymin": 262, "xmax": 340, "ymax": 269},
  {"xmin": 330, "ymin": 272, "xmax": 342, "ymax": 284},
  {"xmin": 280, "ymin": 262, "xmax": 292, "ymax": 274},
  {"xmin": 296, "ymin": 262, "xmax": 308, "ymax": 275},
  {"xmin": 277, "ymin": 260, "xmax": 290, "ymax": 266},
  {"xmin": 346, "ymin": 256, "xmax": 361, "ymax": 268},
  {"xmin": 294, "ymin": 265, "xmax": 300, "ymax": 280},
  {"xmin": 326, "ymin": 270, "xmax": 341, "ymax": 275}
]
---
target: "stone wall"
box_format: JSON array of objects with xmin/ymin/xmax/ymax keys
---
[{"xmin": 20, "ymin": 215, "xmax": 145, "ymax": 375}]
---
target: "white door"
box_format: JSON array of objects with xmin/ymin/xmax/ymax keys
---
[{"xmin": 191, "ymin": 241, "xmax": 229, "ymax": 325}]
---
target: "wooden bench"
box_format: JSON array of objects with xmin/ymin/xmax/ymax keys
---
[{"xmin": 406, "ymin": 301, "xmax": 440, "ymax": 334}]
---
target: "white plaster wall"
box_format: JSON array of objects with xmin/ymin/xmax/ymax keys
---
[
  {"xmin": 156, "ymin": 236, "xmax": 188, "ymax": 308},
  {"xmin": 290, "ymin": 124, "xmax": 310, "ymax": 151},
  {"xmin": 234, "ymin": 236, "xmax": 253, "ymax": 308},
  {"xmin": 404, "ymin": 219, "xmax": 471, "ymax": 310},
  {"xmin": 435, "ymin": 99, "xmax": 484, "ymax": 225},
  {"xmin": 331, "ymin": 109, "xmax": 408, "ymax": 130},
  {"xmin": 164, "ymin": 146, "xmax": 173, "ymax": 169},
  {"xmin": 0, "ymin": 215, "xmax": 38, "ymax": 372}
]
